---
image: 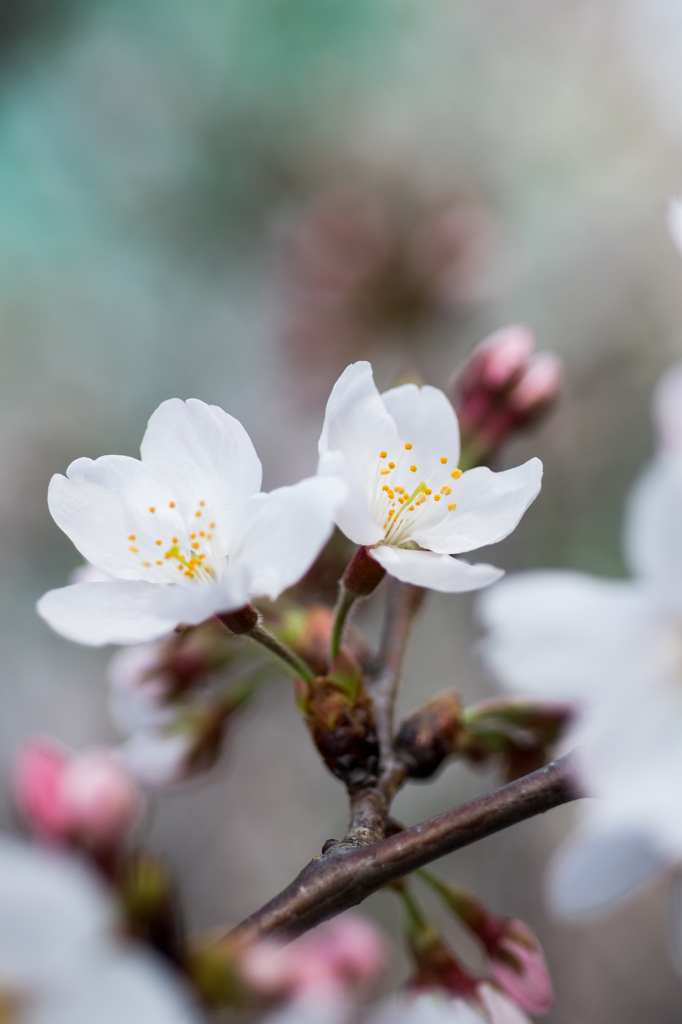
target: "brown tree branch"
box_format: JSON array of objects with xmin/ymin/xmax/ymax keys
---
[{"xmin": 229, "ymin": 749, "xmax": 581, "ymax": 944}]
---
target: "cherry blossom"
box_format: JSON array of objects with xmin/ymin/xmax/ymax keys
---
[
  {"xmin": 317, "ymin": 362, "xmax": 542, "ymax": 592},
  {"xmin": 368, "ymin": 988, "xmax": 531, "ymax": 1024},
  {"xmin": 0, "ymin": 835, "xmax": 200, "ymax": 1023},
  {"xmin": 37, "ymin": 398, "xmax": 344, "ymax": 646},
  {"xmin": 478, "ymin": 359, "xmax": 682, "ymax": 928}
]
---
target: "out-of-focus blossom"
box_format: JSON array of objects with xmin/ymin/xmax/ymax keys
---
[
  {"xmin": 15, "ymin": 740, "xmax": 143, "ymax": 851},
  {"xmin": 37, "ymin": 398, "xmax": 344, "ymax": 646},
  {"xmin": 241, "ymin": 915, "xmax": 387, "ymax": 1006},
  {"xmin": 478, "ymin": 358, "xmax": 682, "ymax": 932},
  {"xmin": 318, "ymin": 361, "xmax": 542, "ymax": 592},
  {"xmin": 418, "ymin": 874, "xmax": 552, "ymax": 1015},
  {"xmin": 0, "ymin": 835, "xmax": 200, "ymax": 1023},
  {"xmin": 281, "ymin": 187, "xmax": 496, "ymax": 408},
  {"xmin": 449, "ymin": 327, "xmax": 563, "ymax": 467}
]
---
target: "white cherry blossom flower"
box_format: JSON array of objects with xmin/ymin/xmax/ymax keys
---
[
  {"xmin": 368, "ymin": 988, "xmax": 530, "ymax": 1024},
  {"xmin": 0, "ymin": 835, "xmax": 200, "ymax": 1023},
  {"xmin": 477, "ymin": 359, "xmax": 682, "ymax": 932},
  {"xmin": 38, "ymin": 398, "xmax": 344, "ymax": 646},
  {"xmin": 317, "ymin": 362, "xmax": 542, "ymax": 592}
]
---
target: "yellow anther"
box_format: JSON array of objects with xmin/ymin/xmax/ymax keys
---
[
  {"xmin": 380, "ymin": 451, "xmax": 387, "ymax": 459},
  {"xmin": 388, "ymin": 510, "xmax": 395, "ymax": 518},
  {"xmin": 388, "ymin": 462, "xmax": 395, "ymax": 469},
  {"xmin": 196, "ymin": 511, "xmax": 202, "ymax": 517},
  {"xmin": 388, "ymin": 490, "xmax": 394, "ymax": 499},
  {"xmin": 440, "ymin": 457, "xmax": 448, "ymax": 464},
  {"xmin": 410, "ymin": 465, "xmax": 417, "ymax": 472},
  {"xmin": 395, "ymin": 486, "xmax": 405, "ymax": 494},
  {"xmin": 451, "ymin": 468, "xmax": 462, "ymax": 479},
  {"xmin": 448, "ymin": 502, "xmax": 457, "ymax": 511},
  {"xmin": 142, "ymin": 560, "xmax": 151, "ymax": 566},
  {"xmin": 172, "ymin": 537, "xmax": 178, "ymax": 544},
  {"xmin": 169, "ymin": 501, "xmax": 176, "ymax": 508},
  {"xmin": 192, "ymin": 543, "xmax": 199, "ymax": 550},
  {"xmin": 199, "ymin": 501, "xmax": 205, "ymax": 507},
  {"xmin": 155, "ymin": 539, "xmax": 162, "ymax": 546},
  {"xmin": 425, "ymin": 488, "xmax": 432, "ymax": 496},
  {"xmin": 434, "ymin": 494, "xmax": 441, "ymax": 501},
  {"xmin": 405, "ymin": 442, "xmax": 413, "ymax": 450},
  {"xmin": 382, "ymin": 485, "xmax": 389, "ymax": 492},
  {"xmin": 190, "ymin": 533, "xmax": 196, "ymax": 539},
  {"xmin": 399, "ymin": 496, "xmax": 405, "ymax": 504},
  {"xmin": 128, "ymin": 546, "xmax": 138, "ymax": 552},
  {"xmin": 156, "ymin": 559, "xmax": 163, "ymax": 565},
  {"xmin": 177, "ymin": 564, "xmax": 182, "ymax": 570},
  {"xmin": 184, "ymin": 571, "xmax": 194, "ymax": 578},
  {"xmin": 441, "ymin": 486, "xmax": 451, "ymax": 495},
  {"xmin": 200, "ymin": 531, "xmax": 205, "ymax": 537},
  {"xmin": 409, "ymin": 505, "xmax": 415, "ymax": 511},
  {"xmin": 380, "ymin": 469, "xmax": 390, "ymax": 475},
  {"xmin": 149, "ymin": 507, "xmax": 156, "ymax": 513},
  {"xmin": 383, "ymin": 522, "xmax": 388, "ymax": 529},
  {"xmin": 128, "ymin": 534, "xmax": 136, "ymax": 541},
  {"xmin": 204, "ymin": 566, "xmax": 210, "ymax": 572}
]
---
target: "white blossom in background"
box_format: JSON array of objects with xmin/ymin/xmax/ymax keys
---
[
  {"xmin": 37, "ymin": 398, "xmax": 344, "ymax": 646},
  {"xmin": 317, "ymin": 362, "xmax": 542, "ymax": 592},
  {"xmin": 0, "ymin": 835, "xmax": 200, "ymax": 1023},
  {"xmin": 367, "ymin": 989, "xmax": 530, "ymax": 1024},
  {"xmin": 477, "ymin": 357, "xmax": 682, "ymax": 942}
]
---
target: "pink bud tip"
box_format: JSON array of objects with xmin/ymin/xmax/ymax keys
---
[
  {"xmin": 489, "ymin": 920, "xmax": 554, "ymax": 1015},
  {"xmin": 476, "ymin": 326, "xmax": 536, "ymax": 389},
  {"xmin": 508, "ymin": 352, "xmax": 563, "ymax": 412},
  {"xmin": 15, "ymin": 739, "xmax": 143, "ymax": 848}
]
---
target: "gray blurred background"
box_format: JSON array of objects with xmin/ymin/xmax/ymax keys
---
[{"xmin": 1, "ymin": 0, "xmax": 682, "ymax": 1019}]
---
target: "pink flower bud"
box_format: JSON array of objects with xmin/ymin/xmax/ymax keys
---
[
  {"xmin": 508, "ymin": 353, "xmax": 563, "ymax": 413},
  {"xmin": 485, "ymin": 919, "xmax": 553, "ymax": 1015},
  {"xmin": 15, "ymin": 740, "xmax": 142, "ymax": 849},
  {"xmin": 475, "ymin": 326, "xmax": 536, "ymax": 390}
]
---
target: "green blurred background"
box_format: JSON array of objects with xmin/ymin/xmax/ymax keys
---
[{"xmin": 1, "ymin": 1, "xmax": 682, "ymax": 1019}]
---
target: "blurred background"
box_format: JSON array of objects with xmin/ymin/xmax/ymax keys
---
[{"xmin": 1, "ymin": 0, "xmax": 682, "ymax": 1019}]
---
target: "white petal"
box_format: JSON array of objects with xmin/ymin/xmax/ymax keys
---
[
  {"xmin": 624, "ymin": 452, "xmax": 682, "ymax": 613},
  {"xmin": 667, "ymin": 197, "xmax": 682, "ymax": 258},
  {"xmin": 107, "ymin": 643, "xmax": 176, "ymax": 734},
  {"xmin": 0, "ymin": 837, "xmax": 113, "ymax": 987},
  {"xmin": 318, "ymin": 362, "xmax": 399, "ymax": 492},
  {"xmin": 150, "ymin": 566, "xmax": 251, "ymax": 626},
  {"xmin": 410, "ymin": 460, "xmax": 542, "ymax": 555},
  {"xmin": 380, "ymin": 383, "xmax": 460, "ymax": 472},
  {"xmin": 477, "ymin": 571, "xmax": 661, "ymax": 703},
  {"xmin": 48, "ymin": 457, "xmax": 189, "ymax": 582},
  {"xmin": 37, "ymin": 582, "xmax": 179, "ymax": 646},
  {"xmin": 372, "ymin": 546, "xmax": 503, "ymax": 592},
  {"xmin": 140, "ymin": 398, "xmax": 262, "ymax": 555},
  {"xmin": 548, "ymin": 821, "xmax": 668, "ymax": 920},
  {"xmin": 317, "ymin": 450, "xmax": 383, "ymax": 546},
  {"xmin": 28, "ymin": 950, "xmax": 202, "ymax": 1024},
  {"xmin": 116, "ymin": 732, "xmax": 192, "ymax": 788},
  {"xmin": 478, "ymin": 985, "xmax": 532, "ymax": 1024},
  {"xmin": 232, "ymin": 476, "xmax": 346, "ymax": 600},
  {"xmin": 368, "ymin": 993, "xmax": 483, "ymax": 1024},
  {"xmin": 653, "ymin": 361, "xmax": 682, "ymax": 453}
]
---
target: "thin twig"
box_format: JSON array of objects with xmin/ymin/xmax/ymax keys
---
[
  {"xmin": 229, "ymin": 749, "xmax": 581, "ymax": 944},
  {"xmin": 370, "ymin": 580, "xmax": 426, "ymax": 800},
  {"xmin": 246, "ymin": 623, "xmax": 316, "ymax": 685}
]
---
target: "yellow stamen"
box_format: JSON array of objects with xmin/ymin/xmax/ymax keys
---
[
  {"xmin": 156, "ymin": 539, "xmax": 162, "ymax": 546},
  {"xmin": 169, "ymin": 501, "xmax": 176, "ymax": 508},
  {"xmin": 149, "ymin": 507, "xmax": 155, "ymax": 512},
  {"xmin": 434, "ymin": 494, "xmax": 441, "ymax": 501},
  {"xmin": 210, "ymin": 522, "xmax": 216, "ymax": 528},
  {"xmin": 382, "ymin": 485, "xmax": 389, "ymax": 492},
  {"xmin": 410, "ymin": 465, "xmax": 417, "ymax": 472},
  {"xmin": 172, "ymin": 537, "xmax": 178, "ymax": 543},
  {"xmin": 409, "ymin": 505, "xmax": 415, "ymax": 511},
  {"xmin": 425, "ymin": 489, "xmax": 432, "ymax": 495},
  {"xmin": 128, "ymin": 546, "xmax": 138, "ymax": 552},
  {"xmin": 388, "ymin": 462, "xmax": 395, "ymax": 469},
  {"xmin": 199, "ymin": 501, "xmax": 205, "ymax": 507},
  {"xmin": 448, "ymin": 502, "xmax": 457, "ymax": 511},
  {"xmin": 380, "ymin": 469, "xmax": 390, "ymax": 475},
  {"xmin": 156, "ymin": 559, "xmax": 163, "ymax": 565},
  {"xmin": 451, "ymin": 468, "xmax": 462, "ymax": 479},
  {"xmin": 142, "ymin": 561, "xmax": 151, "ymax": 566},
  {"xmin": 395, "ymin": 486, "xmax": 405, "ymax": 494},
  {"xmin": 441, "ymin": 486, "xmax": 451, "ymax": 495},
  {"xmin": 405, "ymin": 442, "xmax": 413, "ymax": 450},
  {"xmin": 388, "ymin": 510, "xmax": 395, "ymax": 518},
  {"xmin": 192, "ymin": 543, "xmax": 199, "ymax": 550},
  {"xmin": 196, "ymin": 511, "xmax": 202, "ymax": 517},
  {"xmin": 380, "ymin": 451, "xmax": 387, "ymax": 459},
  {"xmin": 128, "ymin": 534, "xmax": 136, "ymax": 541},
  {"xmin": 440, "ymin": 457, "xmax": 448, "ymax": 464}
]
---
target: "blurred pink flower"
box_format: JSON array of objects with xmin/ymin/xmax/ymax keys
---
[{"xmin": 15, "ymin": 739, "xmax": 142, "ymax": 850}]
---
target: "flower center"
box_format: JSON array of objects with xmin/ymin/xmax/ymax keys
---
[
  {"xmin": 371, "ymin": 443, "xmax": 462, "ymax": 545},
  {"xmin": 126, "ymin": 499, "xmax": 222, "ymax": 585}
]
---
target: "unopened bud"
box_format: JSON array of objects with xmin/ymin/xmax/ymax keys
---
[
  {"xmin": 15, "ymin": 740, "xmax": 142, "ymax": 850},
  {"xmin": 275, "ymin": 605, "xmax": 371, "ymax": 677},
  {"xmin": 303, "ymin": 662, "xmax": 379, "ymax": 792},
  {"xmin": 395, "ymin": 690, "xmax": 463, "ymax": 778},
  {"xmin": 342, "ymin": 546, "xmax": 387, "ymax": 597},
  {"xmin": 461, "ymin": 699, "xmax": 574, "ymax": 782},
  {"xmin": 449, "ymin": 326, "xmax": 562, "ymax": 466},
  {"xmin": 218, "ymin": 604, "xmax": 260, "ymax": 635}
]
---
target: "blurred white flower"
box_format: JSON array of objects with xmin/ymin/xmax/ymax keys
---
[
  {"xmin": 318, "ymin": 362, "xmax": 542, "ymax": 592},
  {"xmin": 37, "ymin": 398, "xmax": 344, "ymax": 646},
  {"xmin": 368, "ymin": 988, "xmax": 530, "ymax": 1024},
  {"xmin": 0, "ymin": 835, "xmax": 200, "ymax": 1023},
  {"xmin": 478, "ymin": 359, "xmax": 682, "ymax": 930}
]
